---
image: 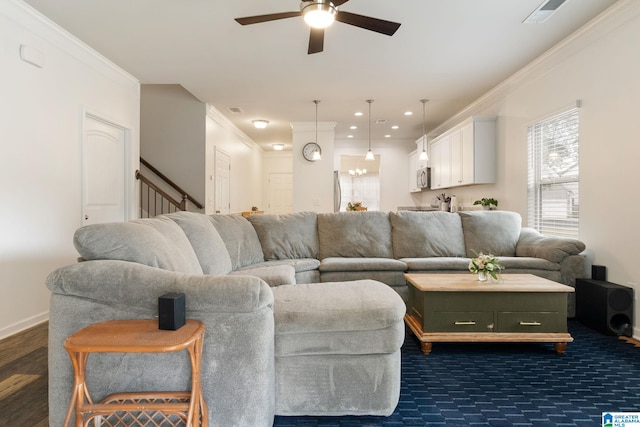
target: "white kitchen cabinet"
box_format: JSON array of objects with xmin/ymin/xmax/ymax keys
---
[
  {"xmin": 430, "ymin": 135, "xmax": 451, "ymax": 190},
  {"xmin": 408, "ymin": 150, "xmax": 420, "ymax": 192},
  {"xmin": 430, "ymin": 116, "xmax": 495, "ymax": 189}
]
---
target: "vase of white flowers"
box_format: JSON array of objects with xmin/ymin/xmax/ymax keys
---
[{"xmin": 468, "ymin": 252, "xmax": 503, "ymax": 281}]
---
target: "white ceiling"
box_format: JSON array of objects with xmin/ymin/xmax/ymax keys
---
[{"xmin": 23, "ymin": 0, "xmax": 618, "ymax": 151}]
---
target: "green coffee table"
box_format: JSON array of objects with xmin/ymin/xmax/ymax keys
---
[{"xmin": 404, "ymin": 273, "xmax": 574, "ymax": 355}]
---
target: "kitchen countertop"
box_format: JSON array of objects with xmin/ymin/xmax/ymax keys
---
[{"xmin": 397, "ymin": 206, "xmax": 438, "ymax": 212}]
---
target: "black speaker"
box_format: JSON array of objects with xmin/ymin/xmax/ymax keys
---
[
  {"xmin": 576, "ymin": 279, "xmax": 633, "ymax": 336},
  {"xmin": 158, "ymin": 292, "xmax": 186, "ymax": 330}
]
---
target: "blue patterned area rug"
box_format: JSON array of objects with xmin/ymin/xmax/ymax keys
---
[{"xmin": 274, "ymin": 320, "xmax": 640, "ymax": 426}]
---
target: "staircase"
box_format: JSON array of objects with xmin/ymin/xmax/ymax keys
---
[{"xmin": 135, "ymin": 157, "xmax": 204, "ymax": 218}]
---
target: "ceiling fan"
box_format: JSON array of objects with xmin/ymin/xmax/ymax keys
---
[{"xmin": 234, "ymin": 0, "xmax": 401, "ymax": 54}]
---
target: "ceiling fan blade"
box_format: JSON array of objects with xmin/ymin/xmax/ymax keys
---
[
  {"xmin": 308, "ymin": 27, "xmax": 325, "ymax": 54},
  {"xmin": 235, "ymin": 11, "xmax": 301, "ymax": 26},
  {"xmin": 335, "ymin": 11, "xmax": 401, "ymax": 36},
  {"xmin": 332, "ymin": 0, "xmax": 351, "ymax": 6}
]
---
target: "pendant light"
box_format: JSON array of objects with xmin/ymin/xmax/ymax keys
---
[
  {"xmin": 312, "ymin": 100, "xmax": 322, "ymax": 161},
  {"xmin": 365, "ymin": 99, "xmax": 375, "ymax": 161},
  {"xmin": 419, "ymin": 99, "xmax": 429, "ymax": 161}
]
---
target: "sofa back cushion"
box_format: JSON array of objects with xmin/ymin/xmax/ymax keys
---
[
  {"xmin": 389, "ymin": 211, "xmax": 466, "ymax": 258},
  {"xmin": 458, "ymin": 211, "xmax": 522, "ymax": 257},
  {"xmin": 73, "ymin": 216, "xmax": 203, "ymax": 274},
  {"xmin": 247, "ymin": 212, "xmax": 319, "ymax": 260},
  {"xmin": 164, "ymin": 211, "xmax": 233, "ymax": 275},
  {"xmin": 318, "ymin": 211, "xmax": 393, "ymax": 259},
  {"xmin": 208, "ymin": 214, "xmax": 264, "ymax": 270}
]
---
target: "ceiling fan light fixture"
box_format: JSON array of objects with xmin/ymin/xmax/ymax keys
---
[{"xmin": 302, "ymin": 1, "xmax": 337, "ymax": 29}]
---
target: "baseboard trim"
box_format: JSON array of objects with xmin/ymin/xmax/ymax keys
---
[{"xmin": 0, "ymin": 312, "xmax": 48, "ymax": 341}]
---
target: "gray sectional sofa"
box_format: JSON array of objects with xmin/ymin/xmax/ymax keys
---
[{"xmin": 46, "ymin": 209, "xmax": 586, "ymax": 426}]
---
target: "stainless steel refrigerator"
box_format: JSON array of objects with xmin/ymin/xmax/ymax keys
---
[{"xmin": 333, "ymin": 170, "xmax": 341, "ymax": 212}]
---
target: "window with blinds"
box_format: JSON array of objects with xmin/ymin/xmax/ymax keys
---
[{"xmin": 527, "ymin": 108, "xmax": 580, "ymax": 239}]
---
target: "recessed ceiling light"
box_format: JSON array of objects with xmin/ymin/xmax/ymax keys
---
[
  {"xmin": 252, "ymin": 119, "xmax": 269, "ymax": 129},
  {"xmin": 347, "ymin": 135, "xmax": 354, "ymax": 138},
  {"xmin": 385, "ymin": 134, "xmax": 391, "ymax": 138},
  {"xmin": 272, "ymin": 143, "xmax": 284, "ymax": 151},
  {"xmin": 391, "ymin": 125, "xmax": 399, "ymax": 130},
  {"xmin": 404, "ymin": 111, "xmax": 413, "ymax": 116},
  {"xmin": 350, "ymin": 125, "xmax": 358, "ymax": 130},
  {"xmin": 354, "ymin": 112, "xmax": 363, "ymax": 117}
]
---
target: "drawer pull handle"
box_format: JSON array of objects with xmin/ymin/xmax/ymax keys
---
[
  {"xmin": 454, "ymin": 321, "xmax": 476, "ymax": 325},
  {"xmin": 519, "ymin": 321, "xmax": 542, "ymax": 326}
]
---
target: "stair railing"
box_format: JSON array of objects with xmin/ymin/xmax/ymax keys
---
[{"xmin": 136, "ymin": 158, "xmax": 204, "ymax": 218}]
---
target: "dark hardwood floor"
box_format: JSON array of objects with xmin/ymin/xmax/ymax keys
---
[{"xmin": 0, "ymin": 321, "xmax": 48, "ymax": 427}]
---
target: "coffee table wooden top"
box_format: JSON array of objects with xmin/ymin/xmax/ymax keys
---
[{"xmin": 404, "ymin": 273, "xmax": 574, "ymax": 293}]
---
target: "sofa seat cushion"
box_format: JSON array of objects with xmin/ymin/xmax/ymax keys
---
[
  {"xmin": 247, "ymin": 212, "xmax": 319, "ymax": 260},
  {"xmin": 390, "ymin": 211, "xmax": 466, "ymax": 258},
  {"xmin": 402, "ymin": 257, "xmax": 471, "ymax": 271},
  {"xmin": 231, "ymin": 264, "xmax": 296, "ymax": 287},
  {"xmin": 272, "ymin": 280, "xmax": 405, "ymax": 356},
  {"xmin": 318, "ymin": 212, "xmax": 393, "ymax": 259},
  {"xmin": 319, "ymin": 257, "xmax": 407, "ymax": 272},
  {"xmin": 459, "ymin": 211, "xmax": 522, "ymax": 257},
  {"xmin": 73, "ymin": 217, "xmax": 203, "ymax": 274},
  {"xmin": 496, "ymin": 256, "xmax": 560, "ymax": 271},
  {"xmin": 254, "ymin": 258, "xmax": 320, "ymax": 273}
]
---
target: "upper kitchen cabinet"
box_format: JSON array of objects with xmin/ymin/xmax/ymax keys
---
[{"xmin": 430, "ymin": 116, "xmax": 496, "ymax": 190}]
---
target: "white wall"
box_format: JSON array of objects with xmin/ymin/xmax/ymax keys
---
[
  {"xmin": 292, "ymin": 122, "xmax": 336, "ymax": 213},
  {"xmin": 0, "ymin": 0, "xmax": 140, "ymax": 338},
  {"xmin": 206, "ymin": 107, "xmax": 263, "ymax": 214},
  {"xmin": 414, "ymin": 0, "xmax": 640, "ymax": 338},
  {"xmin": 141, "ymin": 84, "xmax": 206, "ymax": 208},
  {"xmin": 334, "ymin": 138, "xmax": 416, "ymax": 212}
]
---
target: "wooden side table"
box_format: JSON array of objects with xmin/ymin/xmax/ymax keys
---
[{"xmin": 63, "ymin": 319, "xmax": 207, "ymax": 427}]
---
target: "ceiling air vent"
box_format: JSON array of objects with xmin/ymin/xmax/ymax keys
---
[
  {"xmin": 226, "ymin": 106, "xmax": 244, "ymax": 114},
  {"xmin": 523, "ymin": 0, "xmax": 568, "ymax": 24}
]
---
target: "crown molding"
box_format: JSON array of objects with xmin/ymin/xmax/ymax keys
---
[
  {"xmin": 206, "ymin": 104, "xmax": 263, "ymax": 152},
  {"xmin": 2, "ymin": 0, "xmax": 138, "ymax": 87},
  {"xmin": 429, "ymin": 0, "xmax": 638, "ymax": 137}
]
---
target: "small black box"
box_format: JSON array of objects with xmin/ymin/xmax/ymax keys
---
[
  {"xmin": 158, "ymin": 292, "xmax": 186, "ymax": 330},
  {"xmin": 591, "ymin": 265, "xmax": 607, "ymax": 281}
]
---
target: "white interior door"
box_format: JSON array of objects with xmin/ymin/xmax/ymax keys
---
[
  {"xmin": 82, "ymin": 115, "xmax": 126, "ymax": 225},
  {"xmin": 214, "ymin": 147, "xmax": 230, "ymax": 214},
  {"xmin": 268, "ymin": 173, "xmax": 293, "ymax": 214}
]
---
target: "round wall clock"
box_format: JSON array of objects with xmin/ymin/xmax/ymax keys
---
[{"xmin": 302, "ymin": 142, "xmax": 322, "ymax": 162}]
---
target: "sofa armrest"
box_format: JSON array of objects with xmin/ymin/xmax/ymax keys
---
[
  {"xmin": 46, "ymin": 260, "xmax": 276, "ymax": 427},
  {"xmin": 46, "ymin": 259, "xmax": 274, "ymax": 312},
  {"xmin": 515, "ymin": 227, "xmax": 586, "ymax": 263}
]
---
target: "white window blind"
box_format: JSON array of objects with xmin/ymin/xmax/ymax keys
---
[{"xmin": 527, "ymin": 108, "xmax": 580, "ymax": 239}]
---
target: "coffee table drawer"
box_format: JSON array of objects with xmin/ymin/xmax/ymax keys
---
[
  {"xmin": 429, "ymin": 312, "xmax": 494, "ymax": 332},
  {"xmin": 497, "ymin": 311, "xmax": 564, "ymax": 333}
]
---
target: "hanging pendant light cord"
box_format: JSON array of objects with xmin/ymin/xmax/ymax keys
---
[
  {"xmin": 314, "ymin": 99, "xmax": 319, "ymax": 144},
  {"xmin": 421, "ymin": 99, "xmax": 428, "ymax": 151},
  {"xmin": 368, "ymin": 100, "xmax": 372, "ymax": 151}
]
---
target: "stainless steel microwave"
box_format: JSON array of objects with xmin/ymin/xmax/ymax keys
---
[{"xmin": 417, "ymin": 167, "xmax": 431, "ymax": 190}]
